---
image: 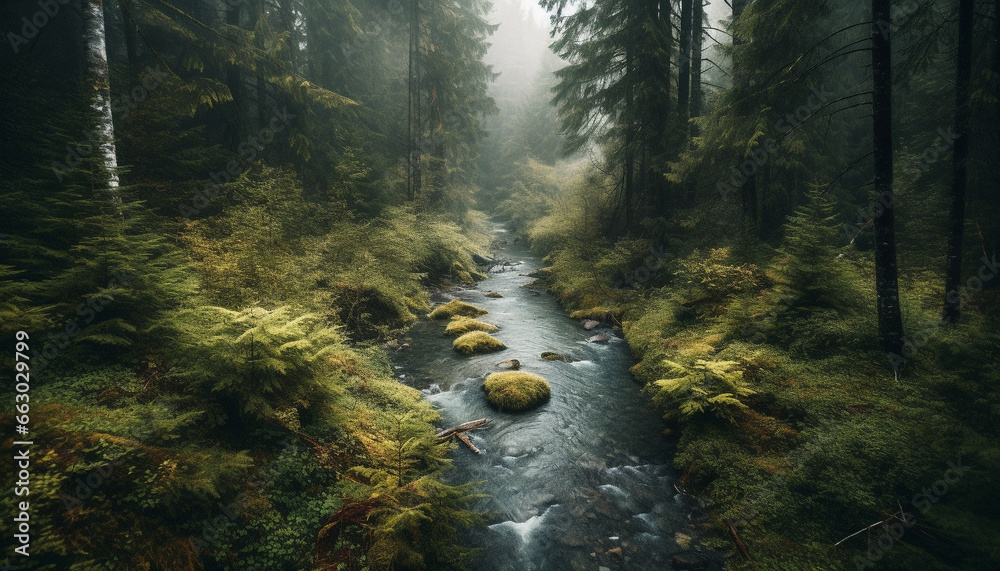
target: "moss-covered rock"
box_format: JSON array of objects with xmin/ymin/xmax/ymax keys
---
[
  {"xmin": 483, "ymin": 371, "xmax": 551, "ymax": 412},
  {"xmin": 541, "ymin": 351, "xmax": 570, "ymax": 362},
  {"xmin": 428, "ymin": 299, "xmax": 489, "ymax": 320},
  {"xmin": 569, "ymin": 306, "xmax": 623, "ymax": 323},
  {"xmin": 452, "ymin": 331, "xmax": 506, "ymax": 354},
  {"xmin": 444, "ymin": 317, "xmax": 499, "ymax": 336},
  {"xmin": 485, "ymin": 291, "xmax": 504, "ymax": 298}
]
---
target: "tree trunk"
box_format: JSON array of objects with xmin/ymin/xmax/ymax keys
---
[
  {"xmin": 943, "ymin": 0, "xmax": 974, "ymax": 323},
  {"xmin": 691, "ymin": 0, "xmax": 704, "ymax": 122},
  {"xmin": 83, "ymin": 0, "xmax": 121, "ymax": 203},
  {"xmin": 118, "ymin": 0, "xmax": 138, "ymax": 74},
  {"xmin": 872, "ymin": 0, "xmax": 905, "ymax": 355},
  {"xmin": 408, "ymin": 0, "xmax": 422, "ymax": 199},
  {"xmin": 732, "ymin": 0, "xmax": 757, "ymax": 222},
  {"xmin": 225, "ymin": 1, "xmax": 246, "ymax": 149},
  {"xmin": 678, "ymin": 0, "xmax": 692, "ymax": 121}
]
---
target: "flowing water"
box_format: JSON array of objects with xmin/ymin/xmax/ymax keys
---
[{"xmin": 394, "ymin": 228, "xmax": 720, "ymax": 570}]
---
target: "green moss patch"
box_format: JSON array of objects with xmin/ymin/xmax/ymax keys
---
[
  {"xmin": 428, "ymin": 299, "xmax": 489, "ymax": 320},
  {"xmin": 452, "ymin": 331, "xmax": 506, "ymax": 355},
  {"xmin": 444, "ymin": 317, "xmax": 499, "ymax": 336},
  {"xmin": 483, "ymin": 372, "xmax": 551, "ymax": 412}
]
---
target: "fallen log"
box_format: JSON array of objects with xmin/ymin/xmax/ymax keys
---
[
  {"xmin": 455, "ymin": 432, "xmax": 481, "ymax": 454},
  {"xmin": 436, "ymin": 418, "xmax": 490, "ymax": 440},
  {"xmin": 725, "ymin": 520, "xmax": 751, "ymax": 560}
]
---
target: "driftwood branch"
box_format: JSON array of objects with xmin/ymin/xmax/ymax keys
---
[
  {"xmin": 455, "ymin": 432, "xmax": 481, "ymax": 454},
  {"xmin": 436, "ymin": 419, "xmax": 490, "ymax": 454},
  {"xmin": 436, "ymin": 418, "xmax": 490, "ymax": 440}
]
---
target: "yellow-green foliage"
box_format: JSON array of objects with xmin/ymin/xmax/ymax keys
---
[
  {"xmin": 444, "ymin": 317, "xmax": 499, "ymax": 335},
  {"xmin": 569, "ymin": 306, "xmax": 623, "ymax": 322},
  {"xmin": 452, "ymin": 331, "xmax": 506, "ymax": 354},
  {"xmin": 674, "ymin": 247, "xmax": 769, "ymax": 303},
  {"xmin": 649, "ymin": 359, "xmax": 755, "ymax": 424},
  {"xmin": 483, "ymin": 372, "xmax": 551, "ymax": 412},
  {"xmin": 428, "ymin": 299, "xmax": 488, "ymax": 320}
]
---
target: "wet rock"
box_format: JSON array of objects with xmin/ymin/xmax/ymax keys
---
[
  {"xmin": 583, "ymin": 319, "xmax": 601, "ymax": 330},
  {"xmin": 485, "ymin": 291, "xmax": 504, "ymax": 298},
  {"xmin": 472, "ymin": 252, "xmax": 494, "ymax": 265},
  {"xmin": 608, "ymin": 547, "xmax": 623, "ymax": 557},
  {"xmin": 587, "ymin": 334, "xmax": 610, "ymax": 343},
  {"xmin": 496, "ymin": 359, "xmax": 521, "ymax": 370},
  {"xmin": 541, "ymin": 351, "xmax": 571, "ymax": 362},
  {"xmin": 674, "ymin": 532, "xmax": 692, "ymax": 549},
  {"xmin": 671, "ymin": 552, "xmax": 708, "ymax": 570}
]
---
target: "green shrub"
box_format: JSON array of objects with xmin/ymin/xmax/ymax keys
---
[
  {"xmin": 483, "ymin": 372, "xmax": 551, "ymax": 412},
  {"xmin": 648, "ymin": 359, "xmax": 755, "ymax": 423}
]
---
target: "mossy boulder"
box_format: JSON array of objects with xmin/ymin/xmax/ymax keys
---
[
  {"xmin": 485, "ymin": 291, "xmax": 504, "ymax": 298},
  {"xmin": 444, "ymin": 318, "xmax": 499, "ymax": 336},
  {"xmin": 541, "ymin": 352, "xmax": 571, "ymax": 362},
  {"xmin": 483, "ymin": 372, "xmax": 551, "ymax": 412},
  {"xmin": 428, "ymin": 300, "xmax": 488, "ymax": 320},
  {"xmin": 453, "ymin": 331, "xmax": 506, "ymax": 355}
]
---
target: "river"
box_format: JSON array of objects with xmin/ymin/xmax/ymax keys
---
[{"xmin": 393, "ymin": 228, "xmax": 721, "ymax": 570}]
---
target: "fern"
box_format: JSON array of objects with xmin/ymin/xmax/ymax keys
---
[{"xmin": 649, "ymin": 359, "xmax": 755, "ymax": 424}]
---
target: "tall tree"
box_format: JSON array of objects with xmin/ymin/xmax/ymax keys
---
[
  {"xmin": 872, "ymin": 0, "xmax": 905, "ymax": 355},
  {"xmin": 690, "ymin": 0, "xmax": 704, "ymax": 122},
  {"xmin": 84, "ymin": 0, "xmax": 121, "ymax": 203},
  {"xmin": 678, "ymin": 0, "xmax": 693, "ymax": 121},
  {"xmin": 943, "ymin": 0, "xmax": 974, "ymax": 323}
]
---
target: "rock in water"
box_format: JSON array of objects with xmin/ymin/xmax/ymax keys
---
[
  {"xmin": 496, "ymin": 359, "xmax": 521, "ymax": 370},
  {"xmin": 583, "ymin": 319, "xmax": 601, "ymax": 330},
  {"xmin": 482, "ymin": 371, "xmax": 551, "ymax": 412},
  {"xmin": 587, "ymin": 334, "xmax": 610, "ymax": 343}
]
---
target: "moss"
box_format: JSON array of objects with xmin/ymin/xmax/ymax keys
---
[
  {"xmin": 452, "ymin": 331, "xmax": 506, "ymax": 355},
  {"xmin": 428, "ymin": 299, "xmax": 489, "ymax": 320},
  {"xmin": 483, "ymin": 372, "xmax": 551, "ymax": 412},
  {"xmin": 444, "ymin": 317, "xmax": 499, "ymax": 336},
  {"xmin": 568, "ymin": 306, "xmax": 623, "ymax": 323},
  {"xmin": 540, "ymin": 351, "xmax": 570, "ymax": 362}
]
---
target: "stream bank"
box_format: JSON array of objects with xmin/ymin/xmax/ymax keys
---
[{"xmin": 393, "ymin": 227, "xmax": 723, "ymax": 570}]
